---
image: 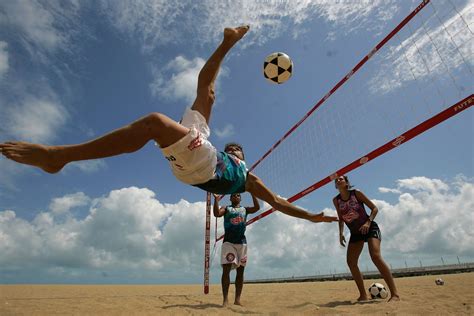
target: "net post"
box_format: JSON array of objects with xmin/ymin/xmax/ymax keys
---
[{"xmin": 203, "ymin": 192, "xmax": 211, "ymax": 294}]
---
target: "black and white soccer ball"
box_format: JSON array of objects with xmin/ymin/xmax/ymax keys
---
[
  {"xmin": 263, "ymin": 52, "xmax": 293, "ymax": 84},
  {"xmin": 368, "ymin": 282, "xmax": 389, "ymax": 299},
  {"xmin": 435, "ymin": 278, "xmax": 445, "ymax": 285}
]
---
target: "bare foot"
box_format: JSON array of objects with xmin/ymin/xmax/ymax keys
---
[
  {"xmin": 223, "ymin": 25, "xmax": 250, "ymax": 46},
  {"xmin": 388, "ymin": 295, "xmax": 400, "ymax": 302},
  {"xmin": 234, "ymin": 300, "xmax": 243, "ymax": 306},
  {"xmin": 357, "ymin": 295, "xmax": 369, "ymax": 302},
  {"xmin": 222, "ymin": 299, "xmax": 229, "ymax": 307},
  {"xmin": 0, "ymin": 141, "xmax": 65, "ymax": 173}
]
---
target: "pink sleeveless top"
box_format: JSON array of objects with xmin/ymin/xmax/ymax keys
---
[{"xmin": 335, "ymin": 190, "xmax": 369, "ymax": 233}]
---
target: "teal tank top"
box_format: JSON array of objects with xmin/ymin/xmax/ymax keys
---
[
  {"xmin": 194, "ymin": 152, "xmax": 248, "ymax": 194},
  {"xmin": 223, "ymin": 205, "xmax": 247, "ymax": 244}
]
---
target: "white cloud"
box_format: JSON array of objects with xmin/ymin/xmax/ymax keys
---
[
  {"xmin": 149, "ymin": 56, "xmax": 204, "ymax": 103},
  {"xmin": 0, "ymin": 159, "xmax": 26, "ymax": 194},
  {"xmin": 0, "ymin": 175, "xmax": 472, "ymax": 283},
  {"xmin": 214, "ymin": 123, "xmax": 235, "ymax": 139},
  {"xmin": 369, "ymin": 3, "xmax": 473, "ymax": 94},
  {"xmin": 0, "ymin": 187, "xmax": 207, "ymax": 282},
  {"xmin": 49, "ymin": 192, "xmax": 91, "ymax": 215},
  {"xmin": 0, "ymin": 0, "xmax": 81, "ymax": 58},
  {"xmin": 378, "ymin": 187, "xmax": 401, "ymax": 194},
  {"xmin": 0, "ymin": 41, "xmax": 8, "ymax": 78},
  {"xmin": 317, "ymin": 0, "xmax": 399, "ymax": 37},
  {"xmin": 64, "ymin": 160, "xmax": 107, "ymax": 174},
  {"xmin": 100, "ymin": 0, "xmax": 400, "ymax": 50},
  {"xmin": 377, "ymin": 175, "xmax": 474, "ymax": 255},
  {"xmin": 4, "ymin": 97, "xmax": 68, "ymax": 143},
  {"xmin": 150, "ymin": 55, "xmax": 230, "ymax": 103}
]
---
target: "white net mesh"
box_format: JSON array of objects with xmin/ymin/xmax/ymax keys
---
[{"xmin": 250, "ymin": 0, "xmax": 472, "ymax": 202}]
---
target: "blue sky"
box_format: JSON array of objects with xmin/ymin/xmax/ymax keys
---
[{"xmin": 0, "ymin": 0, "xmax": 472, "ymax": 285}]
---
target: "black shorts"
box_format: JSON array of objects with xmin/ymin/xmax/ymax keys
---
[{"xmin": 349, "ymin": 221, "xmax": 382, "ymax": 243}]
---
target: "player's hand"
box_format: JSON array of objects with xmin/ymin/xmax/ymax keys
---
[
  {"xmin": 309, "ymin": 212, "xmax": 339, "ymax": 223},
  {"xmin": 359, "ymin": 221, "xmax": 371, "ymax": 235},
  {"xmin": 339, "ymin": 234, "xmax": 346, "ymax": 247}
]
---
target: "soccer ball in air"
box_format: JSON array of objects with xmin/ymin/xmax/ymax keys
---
[
  {"xmin": 435, "ymin": 278, "xmax": 445, "ymax": 285},
  {"xmin": 368, "ymin": 282, "xmax": 388, "ymax": 299},
  {"xmin": 263, "ymin": 52, "xmax": 293, "ymax": 84}
]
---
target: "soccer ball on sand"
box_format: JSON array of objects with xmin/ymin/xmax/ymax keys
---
[
  {"xmin": 263, "ymin": 52, "xmax": 293, "ymax": 84},
  {"xmin": 368, "ymin": 282, "xmax": 389, "ymax": 299}
]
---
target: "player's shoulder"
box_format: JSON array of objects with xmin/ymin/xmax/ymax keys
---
[{"xmin": 353, "ymin": 189, "xmax": 367, "ymax": 200}]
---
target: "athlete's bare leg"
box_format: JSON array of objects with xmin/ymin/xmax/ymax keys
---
[
  {"xmin": 245, "ymin": 173, "xmax": 338, "ymax": 223},
  {"xmin": 0, "ymin": 113, "xmax": 188, "ymax": 173},
  {"xmin": 191, "ymin": 25, "xmax": 250, "ymax": 124}
]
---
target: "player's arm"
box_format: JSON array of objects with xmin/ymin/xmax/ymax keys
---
[
  {"xmin": 213, "ymin": 194, "xmax": 226, "ymax": 217},
  {"xmin": 355, "ymin": 190, "xmax": 378, "ymax": 221},
  {"xmin": 355, "ymin": 190, "xmax": 378, "ymax": 235},
  {"xmin": 245, "ymin": 194, "xmax": 261, "ymax": 214},
  {"xmin": 333, "ymin": 197, "xmax": 346, "ymax": 247}
]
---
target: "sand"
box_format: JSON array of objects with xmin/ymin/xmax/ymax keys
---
[{"xmin": 1, "ymin": 272, "xmax": 473, "ymax": 315}]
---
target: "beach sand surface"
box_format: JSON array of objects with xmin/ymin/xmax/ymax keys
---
[{"xmin": 1, "ymin": 272, "xmax": 473, "ymax": 315}]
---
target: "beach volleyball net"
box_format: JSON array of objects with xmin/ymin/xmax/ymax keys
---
[{"xmin": 204, "ymin": 0, "xmax": 473, "ymax": 293}]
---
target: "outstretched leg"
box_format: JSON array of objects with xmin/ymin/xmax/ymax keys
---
[
  {"xmin": 191, "ymin": 25, "xmax": 250, "ymax": 124},
  {"xmin": 245, "ymin": 173, "xmax": 338, "ymax": 222},
  {"xmin": 0, "ymin": 113, "xmax": 188, "ymax": 173}
]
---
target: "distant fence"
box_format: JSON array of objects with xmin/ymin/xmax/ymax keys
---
[{"xmin": 245, "ymin": 262, "xmax": 474, "ymax": 284}]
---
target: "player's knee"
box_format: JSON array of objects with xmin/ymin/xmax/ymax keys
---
[
  {"xmin": 141, "ymin": 112, "xmax": 168, "ymax": 130},
  {"xmin": 130, "ymin": 112, "xmax": 171, "ymax": 141},
  {"xmin": 370, "ymin": 252, "xmax": 382, "ymax": 263},
  {"xmin": 347, "ymin": 258, "xmax": 358, "ymax": 268}
]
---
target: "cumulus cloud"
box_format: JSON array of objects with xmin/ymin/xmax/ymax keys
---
[
  {"xmin": 378, "ymin": 175, "xmax": 474, "ymax": 256},
  {"xmin": 0, "ymin": 187, "xmax": 206, "ymax": 283},
  {"xmin": 0, "ymin": 175, "xmax": 472, "ymax": 283},
  {"xmin": 3, "ymin": 96, "xmax": 68, "ymax": 143},
  {"xmin": 49, "ymin": 192, "xmax": 91, "ymax": 215},
  {"xmin": 378, "ymin": 187, "xmax": 401, "ymax": 194},
  {"xmin": 214, "ymin": 123, "xmax": 235, "ymax": 139},
  {"xmin": 0, "ymin": 41, "xmax": 8, "ymax": 78},
  {"xmin": 150, "ymin": 55, "xmax": 229, "ymax": 103},
  {"xmin": 149, "ymin": 56, "xmax": 204, "ymax": 103}
]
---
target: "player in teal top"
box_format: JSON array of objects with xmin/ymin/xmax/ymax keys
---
[
  {"xmin": 214, "ymin": 193, "xmax": 260, "ymax": 306},
  {"xmin": 223, "ymin": 202, "xmax": 248, "ymax": 244}
]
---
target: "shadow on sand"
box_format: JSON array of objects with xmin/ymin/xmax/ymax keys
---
[{"xmin": 321, "ymin": 299, "xmax": 379, "ymax": 308}]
